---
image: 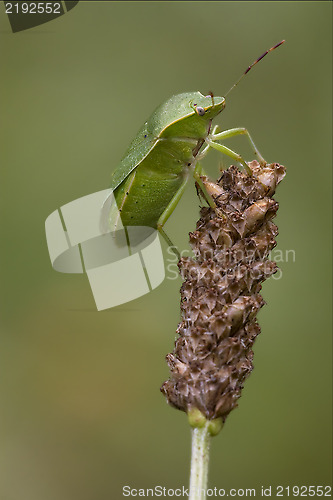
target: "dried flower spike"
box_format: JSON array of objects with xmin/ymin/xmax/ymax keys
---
[{"xmin": 161, "ymin": 161, "xmax": 286, "ymax": 425}]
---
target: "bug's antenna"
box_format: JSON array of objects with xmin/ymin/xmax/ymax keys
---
[
  {"xmin": 207, "ymin": 91, "xmax": 215, "ymax": 107},
  {"xmin": 224, "ymin": 40, "xmax": 285, "ymax": 97}
]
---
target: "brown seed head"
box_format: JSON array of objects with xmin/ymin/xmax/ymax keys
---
[{"xmin": 161, "ymin": 161, "xmax": 286, "ymax": 422}]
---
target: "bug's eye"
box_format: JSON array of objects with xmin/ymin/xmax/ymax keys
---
[{"xmin": 196, "ymin": 106, "xmax": 206, "ymax": 116}]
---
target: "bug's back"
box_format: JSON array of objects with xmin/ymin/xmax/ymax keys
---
[
  {"xmin": 105, "ymin": 92, "xmax": 224, "ymax": 232},
  {"xmin": 110, "ymin": 92, "xmax": 223, "ymax": 191}
]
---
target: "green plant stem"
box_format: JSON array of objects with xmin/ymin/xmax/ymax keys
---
[{"xmin": 189, "ymin": 423, "xmax": 211, "ymax": 500}]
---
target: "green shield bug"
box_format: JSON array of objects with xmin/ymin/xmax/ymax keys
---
[{"xmin": 101, "ymin": 41, "xmax": 285, "ymax": 254}]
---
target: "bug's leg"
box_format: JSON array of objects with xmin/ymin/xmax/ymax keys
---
[
  {"xmin": 195, "ymin": 125, "xmax": 220, "ymax": 162},
  {"xmin": 158, "ymin": 227, "xmax": 180, "ymax": 259},
  {"xmin": 205, "ymin": 138, "xmax": 252, "ymax": 176},
  {"xmin": 157, "ymin": 176, "xmax": 190, "ymax": 258},
  {"xmin": 211, "ymin": 124, "xmax": 220, "ymax": 135},
  {"xmin": 193, "ymin": 162, "xmax": 216, "ymax": 209},
  {"xmin": 210, "ymin": 127, "xmax": 266, "ymax": 166}
]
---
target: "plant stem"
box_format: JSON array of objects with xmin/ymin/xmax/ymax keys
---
[{"xmin": 189, "ymin": 423, "xmax": 211, "ymax": 500}]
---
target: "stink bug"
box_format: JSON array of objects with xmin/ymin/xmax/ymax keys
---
[{"xmin": 101, "ymin": 41, "xmax": 285, "ymax": 253}]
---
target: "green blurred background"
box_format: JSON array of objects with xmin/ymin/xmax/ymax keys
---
[{"xmin": 1, "ymin": 2, "xmax": 332, "ymax": 498}]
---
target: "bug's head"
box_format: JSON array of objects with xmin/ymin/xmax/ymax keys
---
[{"xmin": 191, "ymin": 93, "xmax": 225, "ymax": 121}]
